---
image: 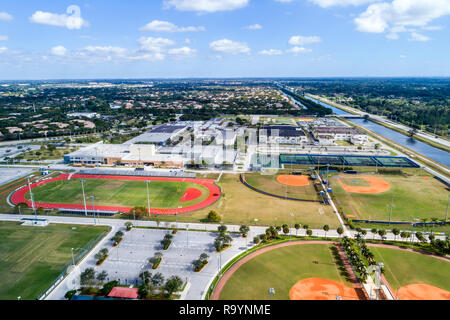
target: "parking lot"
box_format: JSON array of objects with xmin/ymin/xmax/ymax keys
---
[
  {"xmin": 52, "ymin": 226, "xmax": 253, "ymax": 300},
  {"xmin": 0, "ymin": 167, "xmax": 35, "ymax": 186}
]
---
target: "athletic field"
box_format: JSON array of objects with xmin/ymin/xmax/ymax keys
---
[
  {"xmin": 12, "ymin": 174, "xmax": 220, "ymax": 214},
  {"xmin": 219, "ymin": 243, "xmax": 354, "ymax": 300},
  {"xmin": 0, "ymin": 221, "xmax": 107, "ymax": 300},
  {"xmin": 244, "ymin": 172, "xmax": 319, "ymax": 201},
  {"xmin": 329, "ymin": 172, "xmax": 449, "ymax": 222}
]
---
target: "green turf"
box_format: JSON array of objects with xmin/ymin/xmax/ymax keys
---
[
  {"xmin": 245, "ymin": 173, "xmax": 319, "ymax": 201},
  {"xmin": 330, "ymin": 173, "xmax": 449, "ymax": 222},
  {"xmin": 219, "ymin": 244, "xmax": 352, "ymax": 300},
  {"xmin": 0, "ymin": 221, "xmax": 107, "ymax": 300},
  {"xmin": 26, "ymin": 178, "xmax": 210, "ymax": 209},
  {"xmin": 370, "ymin": 247, "xmax": 450, "ymax": 291}
]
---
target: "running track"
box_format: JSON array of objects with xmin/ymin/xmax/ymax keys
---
[{"xmin": 10, "ymin": 174, "xmax": 221, "ymax": 215}]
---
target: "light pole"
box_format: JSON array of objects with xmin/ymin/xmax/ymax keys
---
[
  {"xmin": 268, "ymin": 288, "xmax": 275, "ymax": 300},
  {"xmin": 27, "ymin": 176, "xmax": 36, "ymax": 217},
  {"xmin": 145, "ymin": 181, "xmax": 151, "ymax": 217},
  {"xmin": 89, "ymin": 195, "xmax": 96, "ymax": 225},
  {"xmin": 389, "ymin": 195, "xmax": 394, "ymax": 225},
  {"xmin": 80, "ymin": 179, "xmax": 88, "ymax": 216}
]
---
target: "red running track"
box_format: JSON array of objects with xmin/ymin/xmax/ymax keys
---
[{"xmin": 10, "ymin": 174, "xmax": 221, "ymax": 215}]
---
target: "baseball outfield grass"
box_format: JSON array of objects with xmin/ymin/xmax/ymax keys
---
[
  {"xmin": 370, "ymin": 247, "xmax": 450, "ymax": 291},
  {"xmin": 168, "ymin": 173, "xmax": 339, "ymax": 228},
  {"xmin": 26, "ymin": 178, "xmax": 210, "ymax": 209},
  {"xmin": 244, "ymin": 172, "xmax": 319, "ymax": 201},
  {"xmin": 219, "ymin": 243, "xmax": 352, "ymax": 300},
  {"xmin": 0, "ymin": 221, "xmax": 108, "ymax": 300},
  {"xmin": 330, "ymin": 172, "xmax": 449, "ymax": 222}
]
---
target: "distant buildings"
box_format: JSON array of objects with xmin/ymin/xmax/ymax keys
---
[
  {"xmin": 313, "ymin": 126, "xmax": 368, "ymax": 145},
  {"xmin": 259, "ymin": 125, "xmax": 308, "ymax": 144}
]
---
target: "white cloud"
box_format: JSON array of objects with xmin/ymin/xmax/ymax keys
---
[
  {"xmin": 164, "ymin": 0, "xmax": 249, "ymax": 12},
  {"xmin": 246, "ymin": 24, "xmax": 262, "ymax": 30},
  {"xmin": 0, "ymin": 47, "xmax": 7, "ymax": 54},
  {"xmin": 399, "ymin": 54, "xmax": 407, "ymax": 58},
  {"xmin": 140, "ymin": 20, "xmax": 205, "ymax": 32},
  {"xmin": 138, "ymin": 37, "xmax": 176, "ymax": 53},
  {"xmin": 0, "ymin": 12, "xmax": 13, "ymax": 21},
  {"xmin": 287, "ymin": 46, "xmax": 312, "ymax": 55},
  {"xmin": 30, "ymin": 5, "xmax": 89, "ymax": 30},
  {"xmin": 210, "ymin": 39, "xmax": 250, "ymax": 54},
  {"xmin": 274, "ymin": 0, "xmax": 294, "ymax": 3},
  {"xmin": 0, "ymin": 35, "xmax": 8, "ymax": 41},
  {"xmin": 354, "ymin": 0, "xmax": 450, "ymax": 39},
  {"xmin": 51, "ymin": 45, "xmax": 68, "ymax": 56},
  {"xmin": 168, "ymin": 46, "xmax": 197, "ymax": 58},
  {"xmin": 258, "ymin": 49, "xmax": 283, "ymax": 55},
  {"xmin": 309, "ymin": 0, "xmax": 378, "ymax": 7},
  {"xmin": 409, "ymin": 32, "xmax": 430, "ymax": 42},
  {"xmin": 289, "ymin": 35, "xmax": 322, "ymax": 45}
]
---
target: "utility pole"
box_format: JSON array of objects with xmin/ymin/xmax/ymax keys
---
[
  {"xmin": 27, "ymin": 176, "xmax": 36, "ymax": 217},
  {"xmin": 90, "ymin": 195, "xmax": 96, "ymax": 225}
]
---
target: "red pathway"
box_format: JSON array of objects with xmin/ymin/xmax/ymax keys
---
[{"xmin": 10, "ymin": 174, "xmax": 221, "ymax": 215}]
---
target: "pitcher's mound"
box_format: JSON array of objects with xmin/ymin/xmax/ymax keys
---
[
  {"xmin": 290, "ymin": 278, "xmax": 360, "ymax": 300},
  {"xmin": 277, "ymin": 175, "xmax": 310, "ymax": 187},
  {"xmin": 398, "ymin": 284, "xmax": 450, "ymax": 300}
]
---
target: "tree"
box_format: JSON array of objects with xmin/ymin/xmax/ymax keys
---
[
  {"xmin": 253, "ymin": 236, "xmax": 260, "ymax": 245},
  {"xmin": 323, "ymin": 225, "xmax": 330, "ymax": 239},
  {"xmin": 337, "ymin": 227, "xmax": 344, "ymax": 238},
  {"xmin": 80, "ymin": 268, "xmax": 96, "ymax": 286},
  {"xmin": 294, "ymin": 223, "xmax": 301, "ymax": 235},
  {"xmin": 125, "ymin": 222, "xmax": 133, "ymax": 231},
  {"xmin": 151, "ymin": 272, "xmax": 165, "ymax": 288},
  {"xmin": 164, "ymin": 276, "xmax": 184, "ymax": 296},
  {"xmin": 200, "ymin": 253, "xmax": 209, "ymax": 262},
  {"xmin": 400, "ymin": 231, "xmax": 409, "ymax": 241},
  {"xmin": 96, "ymin": 271, "xmax": 108, "ymax": 282},
  {"xmin": 139, "ymin": 271, "xmax": 152, "ymax": 284},
  {"xmin": 371, "ymin": 228, "xmax": 377, "ymax": 241},
  {"xmin": 95, "ymin": 248, "xmax": 109, "ymax": 262},
  {"xmin": 64, "ymin": 290, "xmax": 77, "ymax": 300},
  {"xmin": 239, "ymin": 225, "xmax": 250, "ymax": 237},
  {"xmin": 100, "ymin": 281, "xmax": 118, "ymax": 295},
  {"xmin": 215, "ymin": 233, "xmax": 233, "ymax": 252},
  {"xmin": 282, "ymin": 224, "xmax": 290, "ymax": 236},
  {"xmin": 207, "ymin": 210, "xmax": 221, "ymax": 222},
  {"xmin": 428, "ymin": 234, "xmax": 435, "ymax": 242},
  {"xmin": 218, "ymin": 225, "xmax": 227, "ymax": 234},
  {"xmin": 306, "ymin": 229, "xmax": 313, "ymax": 237},
  {"xmin": 378, "ymin": 229, "xmax": 386, "ymax": 241},
  {"xmin": 392, "ymin": 228, "xmax": 400, "ymax": 241}
]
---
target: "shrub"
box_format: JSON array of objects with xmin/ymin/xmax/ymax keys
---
[
  {"xmin": 253, "ymin": 236, "xmax": 260, "ymax": 245},
  {"xmin": 207, "ymin": 210, "xmax": 221, "ymax": 222}
]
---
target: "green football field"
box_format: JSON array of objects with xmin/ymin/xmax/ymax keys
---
[
  {"xmin": 371, "ymin": 247, "xmax": 450, "ymax": 291},
  {"xmin": 329, "ymin": 173, "xmax": 449, "ymax": 222},
  {"xmin": 219, "ymin": 244, "xmax": 353, "ymax": 300},
  {"xmin": 0, "ymin": 221, "xmax": 108, "ymax": 300},
  {"xmin": 26, "ymin": 178, "xmax": 210, "ymax": 209}
]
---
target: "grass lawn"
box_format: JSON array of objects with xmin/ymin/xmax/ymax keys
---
[
  {"xmin": 245, "ymin": 172, "xmax": 319, "ymax": 201},
  {"xmin": 27, "ymin": 178, "xmax": 210, "ymax": 209},
  {"xmin": 219, "ymin": 244, "xmax": 352, "ymax": 300},
  {"xmin": 0, "ymin": 221, "xmax": 108, "ymax": 300},
  {"xmin": 371, "ymin": 247, "xmax": 450, "ymax": 291},
  {"xmin": 330, "ymin": 173, "xmax": 449, "ymax": 222},
  {"xmin": 169, "ymin": 174, "xmax": 339, "ymax": 228},
  {"xmin": 19, "ymin": 147, "xmax": 79, "ymax": 161}
]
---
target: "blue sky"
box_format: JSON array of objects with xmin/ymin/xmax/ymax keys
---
[{"xmin": 1, "ymin": 0, "xmax": 450, "ymax": 79}]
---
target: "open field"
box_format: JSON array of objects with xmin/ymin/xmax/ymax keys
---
[
  {"xmin": 219, "ymin": 243, "xmax": 353, "ymax": 300},
  {"xmin": 0, "ymin": 221, "xmax": 107, "ymax": 300},
  {"xmin": 370, "ymin": 246, "xmax": 450, "ymax": 292},
  {"xmin": 26, "ymin": 177, "xmax": 210, "ymax": 210},
  {"xmin": 244, "ymin": 172, "xmax": 319, "ymax": 201},
  {"xmin": 330, "ymin": 172, "xmax": 449, "ymax": 222},
  {"xmin": 171, "ymin": 174, "xmax": 339, "ymax": 228}
]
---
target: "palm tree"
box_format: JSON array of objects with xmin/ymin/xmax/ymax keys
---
[
  {"xmin": 421, "ymin": 218, "xmax": 428, "ymax": 231},
  {"xmin": 392, "ymin": 228, "xmax": 400, "ymax": 241},
  {"xmin": 294, "ymin": 223, "xmax": 300, "ymax": 236},
  {"xmin": 378, "ymin": 229, "xmax": 386, "ymax": 241},
  {"xmin": 303, "ymin": 224, "xmax": 309, "ymax": 236},
  {"xmin": 323, "ymin": 225, "xmax": 330, "ymax": 239},
  {"xmin": 337, "ymin": 227, "xmax": 344, "ymax": 238},
  {"xmin": 371, "ymin": 228, "xmax": 377, "ymax": 241},
  {"xmin": 430, "ymin": 218, "xmax": 438, "ymax": 235}
]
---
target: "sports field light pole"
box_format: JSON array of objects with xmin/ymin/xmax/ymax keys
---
[
  {"xmin": 388, "ymin": 195, "xmax": 394, "ymax": 225},
  {"xmin": 145, "ymin": 181, "xmax": 151, "ymax": 217},
  {"xmin": 80, "ymin": 179, "xmax": 88, "ymax": 216},
  {"xmin": 89, "ymin": 195, "xmax": 97, "ymax": 225},
  {"xmin": 27, "ymin": 176, "xmax": 36, "ymax": 217}
]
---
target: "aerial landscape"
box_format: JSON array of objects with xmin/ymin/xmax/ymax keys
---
[{"xmin": 0, "ymin": 0, "xmax": 449, "ymax": 310}]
